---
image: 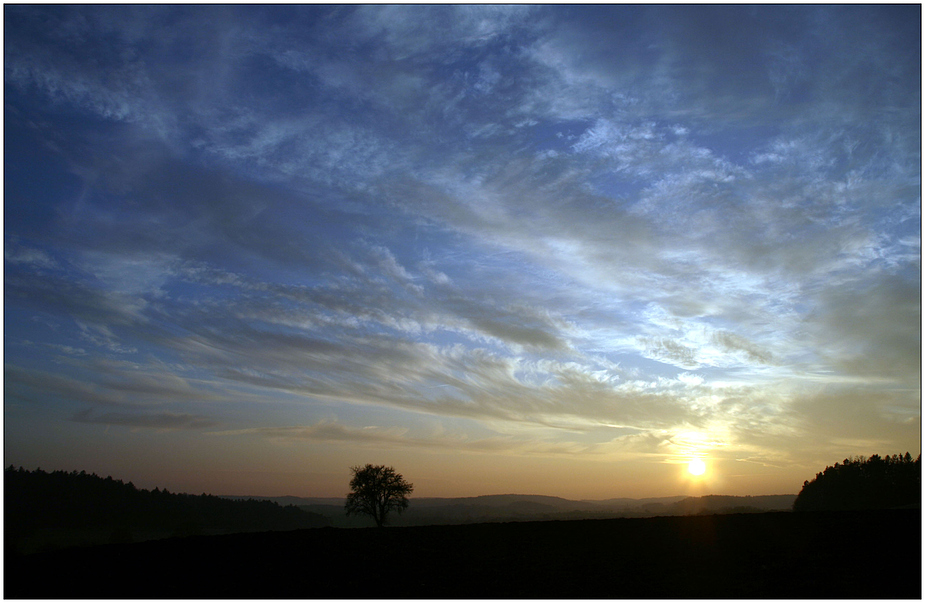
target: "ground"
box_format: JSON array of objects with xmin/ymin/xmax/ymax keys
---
[{"xmin": 6, "ymin": 509, "xmax": 920, "ymax": 598}]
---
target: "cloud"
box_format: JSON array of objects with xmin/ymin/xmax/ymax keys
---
[
  {"xmin": 3, "ymin": 5, "xmax": 918, "ymax": 496},
  {"xmin": 785, "ymin": 386, "xmax": 921, "ymax": 465},
  {"xmin": 72, "ymin": 408, "xmax": 219, "ymax": 431},
  {"xmin": 215, "ymin": 420, "xmax": 442, "ymax": 447},
  {"xmin": 348, "ymin": 5, "xmax": 535, "ymax": 60},
  {"xmin": 5, "ymin": 239, "xmax": 59, "ymax": 271},
  {"xmin": 712, "ymin": 331, "xmax": 773, "ymax": 365},
  {"xmin": 212, "ymin": 418, "xmax": 634, "ymax": 458},
  {"xmin": 370, "ymin": 245, "xmax": 423, "ymax": 295},
  {"xmin": 5, "ymin": 357, "xmax": 224, "ymax": 410},
  {"xmin": 807, "ymin": 272, "xmax": 920, "ymax": 385},
  {"xmin": 637, "ymin": 337, "xmax": 699, "ymax": 369},
  {"xmin": 6, "ymin": 364, "xmax": 106, "ymax": 407},
  {"xmin": 129, "ymin": 297, "xmax": 704, "ymax": 432},
  {"xmin": 5, "ymin": 271, "xmax": 146, "ymax": 331}
]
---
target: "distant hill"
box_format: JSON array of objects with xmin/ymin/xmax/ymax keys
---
[
  {"xmin": 587, "ymin": 495, "xmax": 690, "ymax": 508},
  {"xmin": 667, "ymin": 494, "xmax": 797, "ymax": 515},
  {"xmin": 6, "ymin": 467, "xmax": 328, "ymax": 555},
  {"xmin": 228, "ymin": 492, "xmax": 797, "ymax": 527}
]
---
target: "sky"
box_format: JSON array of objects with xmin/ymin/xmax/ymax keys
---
[{"xmin": 4, "ymin": 4, "xmax": 921, "ymax": 500}]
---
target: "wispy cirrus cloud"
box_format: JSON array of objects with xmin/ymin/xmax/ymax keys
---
[
  {"xmin": 73, "ymin": 408, "xmax": 219, "ymax": 431},
  {"xmin": 5, "ymin": 5, "xmax": 918, "ymax": 498}
]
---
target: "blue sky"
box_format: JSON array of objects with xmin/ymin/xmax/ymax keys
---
[{"xmin": 4, "ymin": 5, "xmax": 920, "ymax": 499}]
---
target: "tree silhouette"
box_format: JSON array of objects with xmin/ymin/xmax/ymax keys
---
[
  {"xmin": 793, "ymin": 452, "xmax": 921, "ymax": 512},
  {"xmin": 5, "ymin": 466, "xmax": 328, "ymax": 555},
  {"xmin": 345, "ymin": 464, "xmax": 413, "ymax": 527}
]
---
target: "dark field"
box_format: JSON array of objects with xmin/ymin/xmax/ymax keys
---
[{"xmin": 6, "ymin": 509, "xmax": 920, "ymax": 599}]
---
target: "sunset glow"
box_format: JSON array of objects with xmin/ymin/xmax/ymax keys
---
[
  {"xmin": 688, "ymin": 459, "xmax": 707, "ymax": 477},
  {"xmin": 4, "ymin": 5, "xmax": 919, "ymax": 501}
]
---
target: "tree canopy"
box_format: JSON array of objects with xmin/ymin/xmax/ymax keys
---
[
  {"xmin": 793, "ymin": 453, "xmax": 921, "ymax": 512},
  {"xmin": 5, "ymin": 465, "xmax": 327, "ymax": 554},
  {"xmin": 345, "ymin": 464, "xmax": 413, "ymax": 527}
]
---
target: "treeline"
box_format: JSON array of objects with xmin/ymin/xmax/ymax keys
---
[
  {"xmin": 5, "ymin": 466, "xmax": 328, "ymax": 555},
  {"xmin": 793, "ymin": 453, "xmax": 921, "ymax": 512}
]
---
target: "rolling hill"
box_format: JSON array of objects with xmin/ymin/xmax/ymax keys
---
[{"xmin": 223, "ymin": 492, "xmax": 796, "ymax": 527}]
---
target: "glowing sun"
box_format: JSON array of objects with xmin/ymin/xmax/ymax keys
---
[{"xmin": 687, "ymin": 459, "xmax": 706, "ymax": 476}]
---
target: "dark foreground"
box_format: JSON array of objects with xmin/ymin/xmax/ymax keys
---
[{"xmin": 6, "ymin": 509, "xmax": 920, "ymax": 599}]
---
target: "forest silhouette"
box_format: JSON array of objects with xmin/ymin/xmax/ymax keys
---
[
  {"xmin": 5, "ymin": 466, "xmax": 326, "ymax": 555},
  {"xmin": 793, "ymin": 453, "xmax": 920, "ymax": 511}
]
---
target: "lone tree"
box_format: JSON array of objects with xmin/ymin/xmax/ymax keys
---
[{"xmin": 345, "ymin": 464, "xmax": 413, "ymax": 527}]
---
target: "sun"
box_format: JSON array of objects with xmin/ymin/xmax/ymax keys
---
[{"xmin": 687, "ymin": 458, "xmax": 706, "ymax": 476}]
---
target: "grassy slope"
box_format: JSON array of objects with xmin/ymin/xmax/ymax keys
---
[{"xmin": 6, "ymin": 509, "xmax": 920, "ymax": 599}]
